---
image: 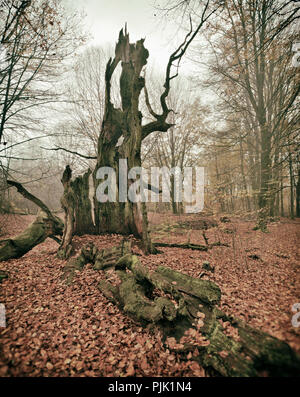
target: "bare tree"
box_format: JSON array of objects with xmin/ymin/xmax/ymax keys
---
[
  {"xmin": 191, "ymin": 0, "xmax": 299, "ymax": 226},
  {"xmin": 0, "ymin": 0, "xmax": 86, "ymax": 160}
]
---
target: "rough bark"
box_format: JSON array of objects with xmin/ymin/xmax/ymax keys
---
[
  {"xmin": 93, "ymin": 24, "xmax": 205, "ymax": 253},
  {"xmin": 6, "ymin": 180, "xmax": 55, "ymax": 219},
  {"xmin": 72, "ymin": 169, "xmax": 95, "ymax": 235},
  {"xmin": 58, "ymin": 166, "xmax": 95, "ymax": 259},
  {"xmin": 93, "ymin": 27, "xmax": 150, "ymax": 239},
  {"xmin": 69, "ymin": 242, "xmax": 300, "ymax": 377},
  {"xmin": 0, "ymin": 211, "xmax": 63, "ymax": 261},
  {"xmin": 296, "ymin": 164, "xmax": 300, "ymax": 218},
  {"xmin": 154, "ymin": 242, "xmax": 208, "ymax": 251}
]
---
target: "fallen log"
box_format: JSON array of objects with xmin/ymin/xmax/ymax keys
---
[
  {"xmin": 154, "ymin": 241, "xmax": 229, "ymax": 251},
  {"xmin": 0, "ymin": 180, "xmax": 64, "ymax": 261},
  {"xmin": 61, "ymin": 240, "xmax": 132, "ymax": 284},
  {"xmin": 0, "ymin": 270, "xmax": 8, "ymax": 283},
  {"xmin": 154, "ymin": 242, "xmax": 208, "ymax": 251},
  {"xmin": 0, "ymin": 211, "xmax": 63, "ymax": 261},
  {"xmin": 84, "ymin": 242, "xmax": 300, "ymax": 377}
]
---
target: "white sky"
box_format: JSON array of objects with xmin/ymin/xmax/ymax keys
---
[{"xmin": 62, "ymin": 0, "xmax": 193, "ymax": 74}]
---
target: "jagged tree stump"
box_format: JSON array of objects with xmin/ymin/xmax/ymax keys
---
[
  {"xmin": 58, "ymin": 166, "xmax": 95, "ymax": 260},
  {"xmin": 69, "ymin": 242, "xmax": 300, "ymax": 377}
]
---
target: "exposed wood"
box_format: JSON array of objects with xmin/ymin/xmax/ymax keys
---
[
  {"xmin": 93, "ymin": 24, "xmax": 210, "ymax": 253},
  {"xmin": 58, "ymin": 166, "xmax": 95, "ymax": 260}
]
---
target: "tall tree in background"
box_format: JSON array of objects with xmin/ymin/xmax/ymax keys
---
[
  {"xmin": 0, "ymin": 0, "xmax": 86, "ymax": 172},
  {"xmin": 142, "ymin": 83, "xmax": 208, "ymax": 214},
  {"xmin": 198, "ymin": 0, "xmax": 299, "ymax": 228}
]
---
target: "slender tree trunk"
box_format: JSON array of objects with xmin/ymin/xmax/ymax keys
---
[
  {"xmin": 170, "ymin": 174, "xmax": 178, "ymax": 214},
  {"xmin": 214, "ymin": 150, "xmax": 225, "ymax": 213},
  {"xmin": 280, "ymin": 174, "xmax": 284, "ymax": 217},
  {"xmin": 270, "ymin": 149, "xmax": 279, "ymax": 218},
  {"xmin": 257, "ymin": 124, "xmax": 272, "ymax": 230},
  {"xmin": 239, "ymin": 136, "xmax": 251, "ymax": 212},
  {"xmin": 288, "ymin": 150, "xmax": 294, "ymax": 219},
  {"xmin": 296, "ymin": 162, "xmax": 300, "ymax": 218}
]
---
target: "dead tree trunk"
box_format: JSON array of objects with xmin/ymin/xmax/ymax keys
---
[
  {"xmin": 72, "ymin": 168, "xmax": 95, "ymax": 235},
  {"xmin": 0, "ymin": 181, "xmax": 63, "ymax": 261},
  {"xmin": 93, "ymin": 24, "xmax": 206, "ymax": 253},
  {"xmin": 58, "ymin": 166, "xmax": 95, "ymax": 259},
  {"xmin": 58, "ymin": 166, "xmax": 75, "ymax": 259},
  {"xmin": 70, "ymin": 242, "xmax": 300, "ymax": 377},
  {"xmin": 93, "ymin": 27, "xmax": 156, "ymax": 245}
]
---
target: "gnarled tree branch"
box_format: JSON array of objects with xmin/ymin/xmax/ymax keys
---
[{"xmin": 142, "ymin": 3, "xmax": 218, "ymax": 139}]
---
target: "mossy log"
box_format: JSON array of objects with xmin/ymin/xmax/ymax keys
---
[
  {"xmin": 0, "ymin": 270, "xmax": 8, "ymax": 283},
  {"xmin": 61, "ymin": 240, "xmax": 132, "ymax": 284},
  {"xmin": 89, "ymin": 242, "xmax": 300, "ymax": 377},
  {"xmin": 1, "ymin": 180, "xmax": 63, "ymax": 261},
  {"xmin": 0, "ymin": 211, "xmax": 63, "ymax": 261}
]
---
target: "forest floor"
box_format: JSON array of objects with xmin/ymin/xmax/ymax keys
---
[{"xmin": 0, "ymin": 212, "xmax": 299, "ymax": 377}]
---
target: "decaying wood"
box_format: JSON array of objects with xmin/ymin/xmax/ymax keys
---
[
  {"xmin": 68, "ymin": 241, "xmax": 300, "ymax": 377},
  {"xmin": 58, "ymin": 165, "xmax": 74, "ymax": 259},
  {"xmin": 154, "ymin": 242, "xmax": 208, "ymax": 251},
  {"xmin": 0, "ymin": 211, "xmax": 63, "ymax": 261},
  {"xmin": 61, "ymin": 240, "xmax": 132, "ymax": 284},
  {"xmin": 0, "ymin": 270, "xmax": 8, "ymax": 283},
  {"xmin": 154, "ymin": 241, "xmax": 229, "ymax": 251},
  {"xmin": 58, "ymin": 166, "xmax": 95, "ymax": 260},
  {"xmin": 93, "ymin": 24, "xmax": 209, "ymax": 253},
  {"xmin": 0, "ymin": 181, "xmax": 63, "ymax": 261}
]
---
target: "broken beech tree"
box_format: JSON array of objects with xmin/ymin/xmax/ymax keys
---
[
  {"xmin": 67, "ymin": 242, "xmax": 300, "ymax": 377},
  {"xmin": 0, "ymin": 180, "xmax": 64, "ymax": 261},
  {"xmin": 93, "ymin": 23, "xmax": 206, "ymax": 253}
]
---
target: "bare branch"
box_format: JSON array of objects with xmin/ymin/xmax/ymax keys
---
[
  {"xmin": 142, "ymin": 2, "xmax": 217, "ymax": 139},
  {"xmin": 6, "ymin": 179, "xmax": 54, "ymax": 219},
  {"xmin": 41, "ymin": 146, "xmax": 97, "ymax": 160}
]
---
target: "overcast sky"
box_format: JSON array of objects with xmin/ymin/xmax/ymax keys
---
[{"xmin": 62, "ymin": 0, "xmax": 192, "ymax": 73}]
